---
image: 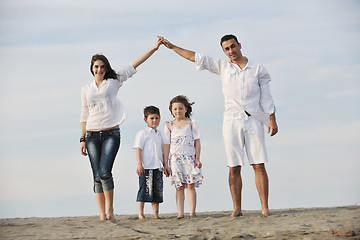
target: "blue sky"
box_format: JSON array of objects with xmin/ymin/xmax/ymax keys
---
[{"xmin": 0, "ymin": 0, "xmax": 359, "ymax": 218}]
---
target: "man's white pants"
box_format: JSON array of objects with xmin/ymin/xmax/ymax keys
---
[{"xmin": 223, "ymin": 115, "xmax": 268, "ymax": 167}]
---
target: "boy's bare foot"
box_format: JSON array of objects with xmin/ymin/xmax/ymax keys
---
[
  {"xmin": 138, "ymin": 214, "xmax": 145, "ymax": 219},
  {"xmin": 176, "ymin": 215, "xmax": 184, "ymax": 219},
  {"xmin": 189, "ymin": 214, "xmax": 197, "ymax": 219}
]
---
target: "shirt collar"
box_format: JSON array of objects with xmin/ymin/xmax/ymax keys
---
[
  {"xmin": 246, "ymin": 60, "xmax": 255, "ymax": 69},
  {"xmin": 145, "ymin": 127, "xmax": 158, "ymax": 134},
  {"xmin": 228, "ymin": 57, "xmax": 254, "ymax": 70},
  {"xmin": 90, "ymin": 79, "xmax": 107, "ymax": 88}
]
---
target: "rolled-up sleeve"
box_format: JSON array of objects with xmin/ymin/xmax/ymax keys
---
[
  {"xmin": 258, "ymin": 65, "xmax": 275, "ymax": 114},
  {"xmin": 80, "ymin": 87, "xmax": 89, "ymax": 122},
  {"xmin": 116, "ymin": 65, "xmax": 137, "ymax": 87},
  {"xmin": 195, "ymin": 52, "xmax": 222, "ymax": 75}
]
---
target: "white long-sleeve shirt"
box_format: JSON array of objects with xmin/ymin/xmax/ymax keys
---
[
  {"xmin": 80, "ymin": 65, "xmax": 136, "ymax": 130},
  {"xmin": 195, "ymin": 53, "xmax": 275, "ymax": 124}
]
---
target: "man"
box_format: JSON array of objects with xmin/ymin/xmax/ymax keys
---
[{"xmin": 159, "ymin": 34, "xmax": 278, "ymax": 217}]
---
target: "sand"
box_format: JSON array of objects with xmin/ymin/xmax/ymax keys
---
[{"xmin": 1, "ymin": 205, "xmax": 359, "ymax": 240}]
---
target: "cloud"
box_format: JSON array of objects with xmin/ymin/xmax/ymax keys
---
[{"xmin": 326, "ymin": 88, "xmax": 360, "ymax": 98}]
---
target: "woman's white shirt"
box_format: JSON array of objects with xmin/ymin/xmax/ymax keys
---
[{"xmin": 80, "ymin": 65, "xmax": 136, "ymax": 130}]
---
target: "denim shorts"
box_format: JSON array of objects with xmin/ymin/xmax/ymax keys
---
[{"xmin": 136, "ymin": 169, "xmax": 163, "ymax": 203}]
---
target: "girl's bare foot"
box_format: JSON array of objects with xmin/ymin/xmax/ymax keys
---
[{"xmin": 106, "ymin": 211, "xmax": 115, "ymax": 222}]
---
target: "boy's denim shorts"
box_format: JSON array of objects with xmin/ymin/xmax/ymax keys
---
[{"xmin": 136, "ymin": 169, "xmax": 163, "ymax": 203}]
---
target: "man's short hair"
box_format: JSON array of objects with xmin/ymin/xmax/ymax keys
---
[
  {"xmin": 220, "ymin": 34, "xmax": 239, "ymax": 47},
  {"xmin": 144, "ymin": 106, "xmax": 160, "ymax": 119}
]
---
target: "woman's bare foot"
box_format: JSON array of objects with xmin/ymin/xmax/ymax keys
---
[{"xmin": 189, "ymin": 214, "xmax": 197, "ymax": 219}]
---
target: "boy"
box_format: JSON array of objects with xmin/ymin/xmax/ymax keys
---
[{"xmin": 133, "ymin": 106, "xmax": 170, "ymax": 219}]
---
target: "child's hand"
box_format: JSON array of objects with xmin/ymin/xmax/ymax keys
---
[
  {"xmin": 136, "ymin": 165, "xmax": 145, "ymax": 176},
  {"xmin": 157, "ymin": 36, "xmax": 173, "ymax": 49},
  {"xmin": 195, "ymin": 159, "xmax": 202, "ymax": 168},
  {"xmin": 164, "ymin": 166, "xmax": 171, "ymax": 177},
  {"xmin": 154, "ymin": 37, "xmax": 163, "ymax": 50}
]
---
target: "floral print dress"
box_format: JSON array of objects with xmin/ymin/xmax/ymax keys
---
[{"xmin": 164, "ymin": 119, "xmax": 204, "ymax": 188}]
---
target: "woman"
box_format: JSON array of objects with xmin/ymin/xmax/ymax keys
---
[{"xmin": 80, "ymin": 38, "xmax": 162, "ymax": 221}]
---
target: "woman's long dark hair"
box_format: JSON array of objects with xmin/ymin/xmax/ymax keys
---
[{"xmin": 90, "ymin": 54, "xmax": 118, "ymax": 80}]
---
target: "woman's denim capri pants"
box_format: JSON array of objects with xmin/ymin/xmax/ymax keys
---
[{"xmin": 85, "ymin": 128, "xmax": 120, "ymax": 193}]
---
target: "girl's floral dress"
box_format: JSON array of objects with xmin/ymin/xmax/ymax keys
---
[{"xmin": 164, "ymin": 119, "xmax": 204, "ymax": 188}]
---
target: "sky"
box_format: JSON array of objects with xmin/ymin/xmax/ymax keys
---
[{"xmin": 0, "ymin": 0, "xmax": 359, "ymax": 218}]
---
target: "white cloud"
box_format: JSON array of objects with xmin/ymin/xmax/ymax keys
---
[{"xmin": 326, "ymin": 88, "xmax": 360, "ymax": 98}]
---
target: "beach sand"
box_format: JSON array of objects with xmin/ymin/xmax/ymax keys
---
[{"xmin": 1, "ymin": 205, "xmax": 359, "ymax": 239}]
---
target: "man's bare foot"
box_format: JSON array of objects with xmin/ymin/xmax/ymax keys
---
[
  {"xmin": 261, "ymin": 208, "xmax": 269, "ymax": 217},
  {"xmin": 231, "ymin": 212, "xmax": 243, "ymax": 217},
  {"xmin": 261, "ymin": 212, "xmax": 269, "ymax": 217}
]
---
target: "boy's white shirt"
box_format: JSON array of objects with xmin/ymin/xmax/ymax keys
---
[{"xmin": 133, "ymin": 127, "xmax": 164, "ymax": 170}]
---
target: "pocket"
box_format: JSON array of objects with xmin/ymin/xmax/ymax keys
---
[
  {"xmin": 248, "ymin": 76, "xmax": 259, "ymax": 85},
  {"xmin": 247, "ymin": 77, "xmax": 260, "ymax": 95},
  {"xmin": 112, "ymin": 129, "xmax": 121, "ymax": 138},
  {"xmin": 224, "ymin": 69, "xmax": 237, "ymax": 84},
  {"xmin": 85, "ymin": 132, "xmax": 92, "ymax": 139}
]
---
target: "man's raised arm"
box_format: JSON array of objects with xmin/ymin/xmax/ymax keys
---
[{"xmin": 158, "ymin": 36, "xmax": 195, "ymax": 62}]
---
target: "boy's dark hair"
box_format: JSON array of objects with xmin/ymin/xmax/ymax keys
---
[
  {"xmin": 169, "ymin": 95, "xmax": 194, "ymax": 118},
  {"xmin": 220, "ymin": 34, "xmax": 239, "ymax": 47},
  {"xmin": 144, "ymin": 106, "xmax": 160, "ymax": 119}
]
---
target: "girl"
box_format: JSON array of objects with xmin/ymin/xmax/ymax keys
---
[
  {"xmin": 163, "ymin": 95, "xmax": 204, "ymax": 219},
  {"xmin": 80, "ymin": 38, "xmax": 162, "ymax": 222}
]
